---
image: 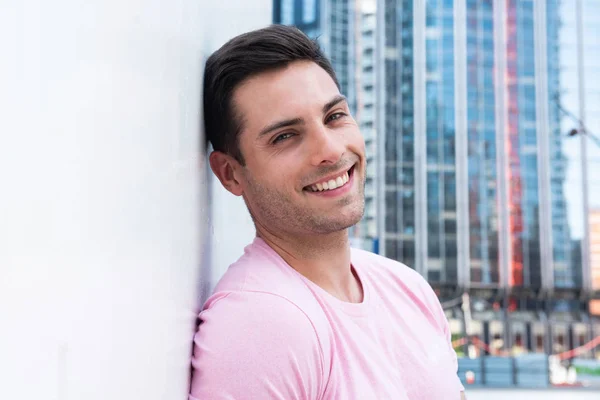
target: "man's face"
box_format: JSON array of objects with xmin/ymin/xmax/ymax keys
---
[{"xmin": 232, "ymin": 60, "xmax": 366, "ymax": 236}]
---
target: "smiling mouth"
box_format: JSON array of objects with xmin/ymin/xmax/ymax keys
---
[{"xmin": 304, "ymin": 165, "xmax": 355, "ymax": 192}]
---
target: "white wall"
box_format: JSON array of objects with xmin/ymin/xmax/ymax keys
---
[{"xmin": 0, "ymin": 1, "xmax": 269, "ymax": 399}]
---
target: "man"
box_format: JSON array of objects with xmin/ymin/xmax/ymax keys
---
[{"xmin": 190, "ymin": 25, "xmax": 466, "ymax": 399}]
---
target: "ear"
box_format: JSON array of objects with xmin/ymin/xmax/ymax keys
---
[{"xmin": 209, "ymin": 151, "xmax": 244, "ymax": 196}]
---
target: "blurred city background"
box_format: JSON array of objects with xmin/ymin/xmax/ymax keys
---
[
  {"xmin": 271, "ymin": 0, "xmax": 600, "ymax": 393},
  {"xmin": 2, "ymin": 0, "xmax": 600, "ymax": 398}
]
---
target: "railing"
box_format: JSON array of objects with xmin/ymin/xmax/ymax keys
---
[
  {"xmin": 455, "ymin": 335, "xmax": 600, "ymax": 388},
  {"xmin": 458, "ymin": 355, "xmax": 550, "ymax": 388}
]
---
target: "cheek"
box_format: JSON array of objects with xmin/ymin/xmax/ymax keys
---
[
  {"xmin": 245, "ymin": 155, "xmax": 305, "ymax": 194},
  {"xmin": 342, "ymin": 123, "xmax": 363, "ymax": 142},
  {"xmin": 348, "ymin": 130, "xmax": 366, "ymax": 153},
  {"xmin": 252, "ymin": 168, "xmax": 297, "ymax": 194}
]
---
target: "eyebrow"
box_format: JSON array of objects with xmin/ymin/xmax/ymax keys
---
[
  {"xmin": 257, "ymin": 94, "xmax": 348, "ymax": 139},
  {"xmin": 322, "ymin": 94, "xmax": 347, "ymax": 114},
  {"xmin": 258, "ymin": 117, "xmax": 304, "ymax": 138}
]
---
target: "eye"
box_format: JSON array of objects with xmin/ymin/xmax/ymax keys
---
[
  {"xmin": 326, "ymin": 112, "xmax": 347, "ymax": 123},
  {"xmin": 272, "ymin": 132, "xmax": 295, "ymax": 144}
]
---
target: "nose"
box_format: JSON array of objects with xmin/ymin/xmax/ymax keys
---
[{"xmin": 308, "ymin": 123, "xmax": 345, "ymax": 166}]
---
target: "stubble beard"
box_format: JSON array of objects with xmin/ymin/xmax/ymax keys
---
[{"xmin": 244, "ymin": 173, "xmax": 366, "ymax": 236}]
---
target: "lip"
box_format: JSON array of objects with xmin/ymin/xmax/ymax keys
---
[{"xmin": 304, "ymin": 165, "xmax": 356, "ymax": 198}]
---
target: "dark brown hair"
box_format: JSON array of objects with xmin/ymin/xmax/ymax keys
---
[{"xmin": 203, "ymin": 24, "xmax": 339, "ymax": 164}]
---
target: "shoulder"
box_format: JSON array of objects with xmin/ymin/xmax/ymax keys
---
[
  {"xmin": 199, "ymin": 290, "xmax": 325, "ymax": 350},
  {"xmin": 201, "ymin": 237, "xmax": 334, "ymax": 358},
  {"xmin": 191, "ymin": 291, "xmax": 328, "ymax": 399},
  {"xmin": 210, "ymin": 239, "xmax": 332, "ymax": 335},
  {"xmin": 213, "ymin": 238, "xmax": 311, "ymax": 296}
]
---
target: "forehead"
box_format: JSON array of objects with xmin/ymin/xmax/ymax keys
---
[{"xmin": 232, "ymin": 61, "xmax": 341, "ymax": 134}]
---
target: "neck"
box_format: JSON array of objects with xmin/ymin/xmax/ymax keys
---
[{"xmin": 256, "ymin": 225, "xmax": 363, "ymax": 303}]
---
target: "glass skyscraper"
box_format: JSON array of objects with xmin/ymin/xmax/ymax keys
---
[
  {"xmin": 547, "ymin": 0, "xmax": 584, "ymax": 290},
  {"xmin": 273, "ymin": 0, "xmax": 320, "ymax": 37},
  {"xmin": 466, "ymin": 0, "xmax": 500, "ymax": 287},
  {"xmin": 378, "ymin": 0, "xmax": 466, "ymax": 288},
  {"xmin": 380, "ymin": 0, "xmax": 417, "ymax": 269},
  {"xmin": 580, "ymin": 0, "xmax": 600, "ymax": 299},
  {"xmin": 424, "ymin": 0, "xmax": 459, "ymax": 284},
  {"xmin": 275, "ymin": 0, "xmax": 600, "ymax": 348},
  {"xmin": 508, "ymin": 0, "xmax": 542, "ymax": 289}
]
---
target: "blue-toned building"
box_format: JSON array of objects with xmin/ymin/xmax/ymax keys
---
[
  {"xmin": 465, "ymin": 0, "xmax": 500, "ymax": 287},
  {"xmin": 546, "ymin": 0, "xmax": 583, "ymax": 291},
  {"xmin": 273, "ymin": 0, "xmax": 321, "ymax": 39},
  {"xmin": 276, "ymin": 0, "xmax": 600, "ymax": 356},
  {"xmin": 423, "ymin": 0, "xmax": 459, "ymax": 284},
  {"xmin": 379, "ymin": 0, "xmax": 418, "ymax": 269}
]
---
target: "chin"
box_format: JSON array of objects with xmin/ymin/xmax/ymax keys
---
[
  {"xmin": 317, "ymin": 204, "xmax": 365, "ymax": 233},
  {"xmin": 346, "ymin": 207, "xmax": 365, "ymax": 228}
]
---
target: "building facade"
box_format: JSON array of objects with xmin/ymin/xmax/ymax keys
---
[{"xmin": 276, "ymin": 0, "xmax": 600, "ymax": 354}]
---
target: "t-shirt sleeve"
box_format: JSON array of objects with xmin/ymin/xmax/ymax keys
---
[
  {"xmin": 189, "ymin": 291, "xmax": 325, "ymax": 400},
  {"xmin": 418, "ymin": 279, "xmax": 466, "ymax": 393},
  {"xmin": 439, "ymin": 304, "xmax": 466, "ymax": 393}
]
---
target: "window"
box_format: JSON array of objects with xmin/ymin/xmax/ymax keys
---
[
  {"xmin": 402, "ymin": 168, "xmax": 414, "ymax": 185},
  {"xmin": 536, "ymin": 335, "xmax": 544, "ymax": 350},
  {"xmin": 281, "ymin": 0, "xmax": 294, "ymax": 25},
  {"xmin": 386, "ymin": 166, "xmax": 398, "ymax": 184},
  {"xmin": 386, "ymin": 240, "xmax": 399, "ymax": 260},
  {"xmin": 428, "ymin": 270, "xmax": 441, "ymax": 282},
  {"xmin": 515, "ymin": 333, "xmax": 523, "ymax": 347},
  {"xmin": 302, "ymin": 0, "xmax": 317, "ymax": 24},
  {"xmin": 429, "ymin": 238, "xmax": 441, "ymax": 257},
  {"xmin": 445, "ymin": 219, "xmax": 457, "ymax": 234}
]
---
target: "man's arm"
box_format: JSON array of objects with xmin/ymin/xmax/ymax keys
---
[
  {"xmin": 189, "ymin": 291, "xmax": 324, "ymax": 400},
  {"xmin": 416, "ymin": 276, "xmax": 466, "ymax": 397}
]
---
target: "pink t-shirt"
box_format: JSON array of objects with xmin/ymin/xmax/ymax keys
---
[{"xmin": 190, "ymin": 238, "xmax": 464, "ymax": 399}]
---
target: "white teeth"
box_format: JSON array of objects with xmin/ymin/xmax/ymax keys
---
[{"xmin": 308, "ymin": 169, "xmax": 352, "ymax": 192}]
